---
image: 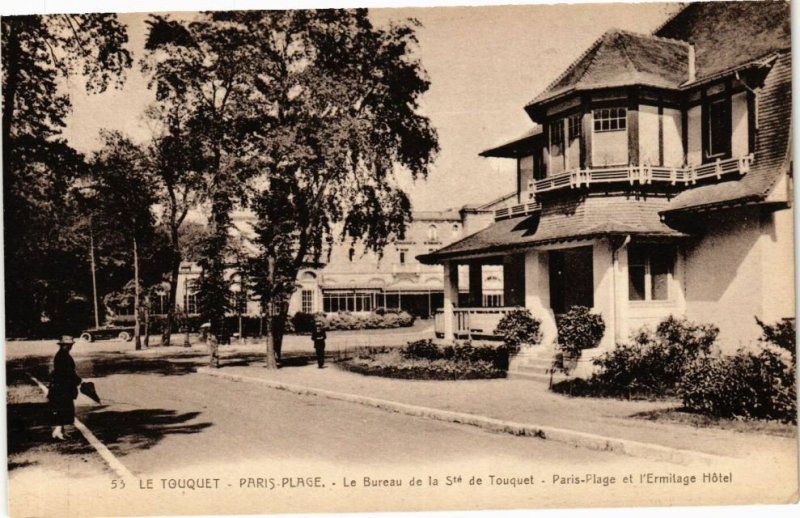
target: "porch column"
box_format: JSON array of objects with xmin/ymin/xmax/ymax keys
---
[
  {"xmin": 612, "ymin": 238, "xmax": 630, "ymax": 344},
  {"xmin": 468, "ymin": 262, "xmax": 483, "ymax": 307},
  {"xmin": 442, "ymin": 261, "xmax": 459, "ymax": 341},
  {"xmin": 524, "ymin": 250, "xmax": 558, "ymax": 347},
  {"xmin": 593, "ymin": 239, "xmax": 616, "ymax": 349}
]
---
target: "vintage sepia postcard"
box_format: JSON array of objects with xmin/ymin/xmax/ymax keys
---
[{"xmin": 3, "ymin": 0, "xmax": 798, "ymax": 517}]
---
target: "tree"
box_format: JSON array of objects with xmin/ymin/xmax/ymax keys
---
[
  {"xmin": 142, "ymin": 13, "xmax": 265, "ymax": 337},
  {"xmin": 2, "ymin": 14, "xmax": 131, "ymax": 336},
  {"xmin": 241, "ymin": 9, "xmax": 439, "ymax": 364},
  {"xmin": 87, "ymin": 131, "xmax": 160, "ymax": 349},
  {"xmin": 144, "ymin": 104, "xmax": 206, "ymax": 345}
]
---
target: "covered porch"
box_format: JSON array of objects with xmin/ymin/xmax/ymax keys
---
[{"xmin": 421, "ymin": 196, "xmax": 689, "ymax": 351}]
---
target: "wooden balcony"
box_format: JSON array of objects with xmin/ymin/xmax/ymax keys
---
[
  {"xmin": 433, "ymin": 307, "xmax": 516, "ymax": 339},
  {"xmin": 495, "ymin": 155, "xmax": 754, "ymax": 221}
]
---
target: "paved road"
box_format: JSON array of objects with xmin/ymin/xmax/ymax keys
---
[{"xmin": 7, "ymin": 342, "xmax": 780, "ymax": 516}]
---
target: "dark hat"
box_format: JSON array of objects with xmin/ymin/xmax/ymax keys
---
[{"xmin": 57, "ymin": 335, "xmax": 75, "ymax": 346}]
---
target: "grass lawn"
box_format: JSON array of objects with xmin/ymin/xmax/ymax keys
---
[{"xmin": 631, "ymin": 407, "xmax": 797, "ymax": 437}]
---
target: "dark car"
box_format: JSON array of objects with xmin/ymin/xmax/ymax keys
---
[{"xmin": 79, "ymin": 324, "xmax": 135, "ymax": 342}]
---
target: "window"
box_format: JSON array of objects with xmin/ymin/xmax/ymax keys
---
[
  {"xmin": 567, "ymin": 114, "xmax": 581, "ymax": 170},
  {"xmin": 348, "ymin": 247, "xmax": 355, "ymax": 262},
  {"xmin": 593, "ymin": 108, "xmax": 627, "ymax": 132},
  {"xmin": 229, "ymin": 290, "xmax": 247, "ymax": 314},
  {"xmin": 452, "ymin": 224, "xmax": 459, "ymax": 235},
  {"xmin": 398, "ymin": 249, "xmax": 407, "ymax": 264},
  {"xmin": 628, "ymin": 245, "xmax": 673, "ymax": 302},
  {"xmin": 549, "ymin": 119, "xmax": 565, "ymax": 175},
  {"xmin": 592, "ymin": 108, "xmax": 628, "ymax": 165},
  {"xmin": 157, "ymin": 292, "xmax": 168, "ymax": 315},
  {"xmin": 301, "ymin": 289, "xmax": 314, "ymax": 313},
  {"xmin": 482, "ymin": 293, "xmax": 504, "ymax": 307},
  {"xmin": 706, "ymin": 97, "xmax": 730, "ymax": 159},
  {"xmin": 185, "ymin": 280, "xmax": 198, "ymax": 314},
  {"xmin": 322, "ymin": 291, "xmax": 376, "ymax": 312},
  {"xmin": 427, "ymin": 225, "xmax": 438, "ymax": 241},
  {"xmin": 186, "ymin": 293, "xmax": 198, "ymax": 314},
  {"xmin": 519, "ymin": 154, "xmax": 535, "ymax": 192}
]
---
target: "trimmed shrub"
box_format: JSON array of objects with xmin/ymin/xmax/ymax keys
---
[
  {"xmin": 494, "ymin": 308, "xmax": 542, "ymax": 353},
  {"xmin": 756, "ymin": 317, "xmax": 796, "ymax": 360},
  {"xmin": 556, "ymin": 306, "xmax": 605, "ymax": 358},
  {"xmin": 290, "ymin": 310, "xmax": 415, "ymax": 333},
  {"xmin": 291, "ymin": 312, "xmax": 322, "ymax": 334},
  {"xmin": 340, "ymin": 348, "xmax": 506, "ymax": 380},
  {"xmin": 552, "ymin": 316, "xmax": 718, "ymax": 398},
  {"xmin": 594, "ymin": 316, "xmax": 716, "ymax": 396},
  {"xmin": 680, "ymin": 346, "xmax": 796, "ymax": 423},
  {"xmin": 551, "ymin": 306, "xmax": 604, "ymax": 373},
  {"xmin": 403, "ymin": 339, "xmax": 441, "ymax": 360}
]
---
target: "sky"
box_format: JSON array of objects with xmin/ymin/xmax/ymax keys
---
[{"xmin": 56, "ymin": 1, "xmax": 681, "ymax": 211}]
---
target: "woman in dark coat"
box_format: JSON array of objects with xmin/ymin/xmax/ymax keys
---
[{"xmin": 48, "ymin": 336, "xmax": 82, "ymax": 440}]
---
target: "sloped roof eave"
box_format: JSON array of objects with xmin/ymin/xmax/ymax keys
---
[{"xmin": 418, "ymin": 228, "xmax": 687, "ymax": 265}]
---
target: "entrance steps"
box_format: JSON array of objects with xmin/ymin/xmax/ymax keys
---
[{"xmin": 508, "ymin": 348, "xmax": 572, "ymax": 384}]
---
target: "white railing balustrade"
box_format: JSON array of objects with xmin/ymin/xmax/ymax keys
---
[
  {"xmin": 495, "ymin": 155, "xmax": 754, "ymax": 220},
  {"xmin": 434, "ymin": 307, "xmax": 517, "ymax": 338}
]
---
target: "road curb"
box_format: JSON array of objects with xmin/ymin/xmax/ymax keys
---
[
  {"xmin": 28, "ymin": 374, "xmax": 137, "ymax": 483},
  {"xmin": 197, "ymin": 367, "xmax": 729, "ymax": 465}
]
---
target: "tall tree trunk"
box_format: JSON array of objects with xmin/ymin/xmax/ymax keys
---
[
  {"xmin": 264, "ymin": 255, "xmax": 277, "ymax": 369},
  {"xmin": 133, "ymin": 236, "xmax": 141, "ymax": 350},
  {"xmin": 273, "ymin": 301, "xmax": 289, "ymax": 360},
  {"xmin": 161, "ymin": 209, "xmax": 181, "ymax": 346},
  {"xmin": 161, "ymin": 245, "xmax": 180, "ymax": 346}
]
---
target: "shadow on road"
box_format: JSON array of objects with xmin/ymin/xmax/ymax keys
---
[
  {"xmin": 7, "ymin": 401, "xmax": 96, "ymax": 471},
  {"xmin": 80, "ymin": 407, "xmax": 213, "ymax": 456},
  {"xmin": 220, "ymin": 352, "xmax": 314, "ymax": 369}
]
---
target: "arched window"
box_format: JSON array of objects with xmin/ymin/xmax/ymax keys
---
[
  {"xmin": 452, "ymin": 224, "xmax": 459, "ymax": 235},
  {"xmin": 348, "ymin": 247, "xmax": 355, "ymax": 262},
  {"xmin": 427, "ymin": 224, "xmax": 438, "ymax": 241}
]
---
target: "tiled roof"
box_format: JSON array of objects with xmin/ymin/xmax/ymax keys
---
[
  {"xmin": 419, "ymin": 195, "xmax": 686, "ymax": 263},
  {"xmin": 663, "ymin": 52, "xmax": 792, "ymax": 214},
  {"xmin": 527, "ymin": 29, "xmax": 689, "ymax": 108},
  {"xmin": 480, "ymin": 127, "xmax": 543, "ymax": 158},
  {"xmin": 655, "ymin": 1, "xmax": 790, "ymax": 83}
]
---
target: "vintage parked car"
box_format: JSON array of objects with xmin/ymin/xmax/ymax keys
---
[{"xmin": 79, "ymin": 324, "xmax": 136, "ymax": 342}]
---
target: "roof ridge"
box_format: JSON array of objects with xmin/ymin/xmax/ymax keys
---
[
  {"xmin": 615, "ymin": 27, "xmax": 690, "ymax": 48},
  {"xmin": 527, "ymin": 29, "xmax": 611, "ymax": 107},
  {"xmin": 613, "ymin": 31, "xmax": 641, "ymax": 76}
]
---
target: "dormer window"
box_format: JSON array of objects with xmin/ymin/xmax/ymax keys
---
[{"xmin": 592, "ymin": 107, "xmax": 628, "ymax": 166}]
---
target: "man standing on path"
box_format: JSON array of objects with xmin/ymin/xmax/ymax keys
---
[
  {"xmin": 311, "ymin": 321, "xmax": 327, "ymax": 368},
  {"xmin": 48, "ymin": 336, "xmax": 82, "ymax": 440}
]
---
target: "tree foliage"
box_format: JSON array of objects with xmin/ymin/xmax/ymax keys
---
[
  {"xmin": 142, "ymin": 10, "xmax": 439, "ymax": 359},
  {"xmin": 2, "ymin": 14, "xmax": 132, "ymax": 336},
  {"xmin": 243, "ymin": 9, "xmax": 439, "ymax": 360}
]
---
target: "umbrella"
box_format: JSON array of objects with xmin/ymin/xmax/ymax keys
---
[{"xmin": 80, "ymin": 381, "xmax": 101, "ymax": 404}]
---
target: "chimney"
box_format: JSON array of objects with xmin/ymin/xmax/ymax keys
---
[{"xmin": 687, "ymin": 44, "xmax": 696, "ymax": 83}]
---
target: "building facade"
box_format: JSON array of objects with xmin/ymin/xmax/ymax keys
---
[
  {"xmin": 173, "ymin": 196, "xmax": 511, "ymax": 321},
  {"xmin": 421, "ymin": 2, "xmax": 794, "ymax": 355}
]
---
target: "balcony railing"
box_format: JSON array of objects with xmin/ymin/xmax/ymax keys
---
[
  {"xmin": 495, "ymin": 154, "xmax": 754, "ymax": 220},
  {"xmin": 433, "ymin": 307, "xmax": 516, "ymax": 338}
]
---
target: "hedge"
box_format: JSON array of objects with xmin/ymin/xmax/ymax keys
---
[
  {"xmin": 338, "ymin": 339, "xmax": 509, "ymax": 380},
  {"xmin": 291, "ymin": 311, "xmax": 415, "ymax": 333}
]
